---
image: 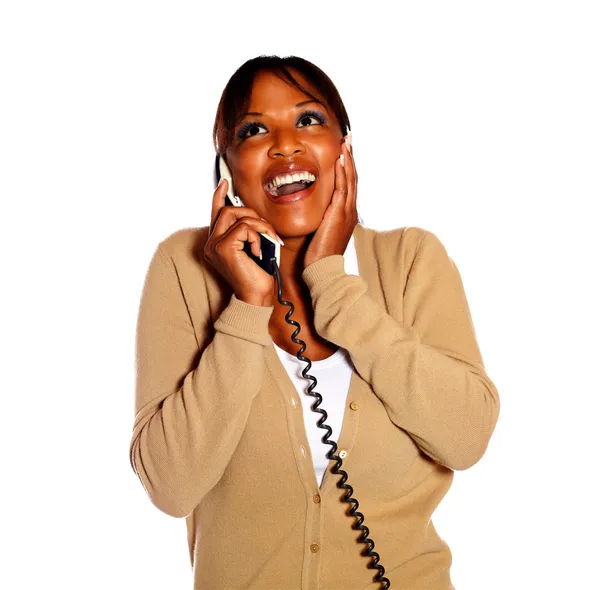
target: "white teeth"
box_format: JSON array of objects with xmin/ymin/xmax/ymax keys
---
[
  {"xmin": 276, "ymin": 174, "xmax": 292, "ymax": 187},
  {"xmin": 267, "ymin": 170, "xmax": 316, "ymax": 191}
]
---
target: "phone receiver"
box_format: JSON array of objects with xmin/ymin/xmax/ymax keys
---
[{"xmin": 215, "ymin": 154, "xmax": 281, "ymax": 275}]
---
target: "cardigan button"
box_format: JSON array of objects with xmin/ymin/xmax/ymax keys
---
[
  {"xmin": 339, "ymin": 449, "xmax": 347, "ymax": 459},
  {"xmin": 313, "ymin": 493, "xmax": 321, "ymax": 503},
  {"xmin": 349, "ymin": 402, "xmax": 359, "ymax": 410},
  {"xmin": 310, "ymin": 543, "xmax": 320, "ymax": 553}
]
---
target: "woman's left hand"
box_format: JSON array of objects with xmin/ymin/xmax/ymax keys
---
[{"xmin": 303, "ymin": 134, "xmax": 358, "ymax": 269}]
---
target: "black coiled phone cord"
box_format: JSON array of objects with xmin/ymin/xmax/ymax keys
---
[{"xmin": 271, "ymin": 258, "xmax": 391, "ymax": 590}]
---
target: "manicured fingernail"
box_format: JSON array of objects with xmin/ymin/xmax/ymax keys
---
[
  {"xmin": 340, "ymin": 153, "xmax": 345, "ymax": 167},
  {"xmin": 276, "ymin": 235, "xmax": 284, "ymax": 245},
  {"xmin": 345, "ymin": 133, "xmax": 352, "ymax": 151},
  {"xmin": 259, "ymin": 249, "xmax": 262, "ymax": 260}
]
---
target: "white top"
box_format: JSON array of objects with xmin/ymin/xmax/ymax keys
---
[{"xmin": 273, "ymin": 233, "xmax": 360, "ymax": 487}]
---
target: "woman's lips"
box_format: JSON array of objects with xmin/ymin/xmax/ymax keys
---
[{"xmin": 265, "ymin": 180, "xmax": 317, "ymax": 204}]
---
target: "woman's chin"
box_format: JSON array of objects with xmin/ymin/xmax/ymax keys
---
[
  {"xmin": 272, "ymin": 212, "xmax": 325, "ymax": 238},
  {"xmin": 273, "ymin": 218, "xmax": 320, "ymax": 239},
  {"xmin": 254, "ymin": 184, "xmax": 330, "ymax": 239}
]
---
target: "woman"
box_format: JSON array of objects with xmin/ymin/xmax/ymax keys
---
[{"xmin": 129, "ymin": 55, "xmax": 500, "ymax": 590}]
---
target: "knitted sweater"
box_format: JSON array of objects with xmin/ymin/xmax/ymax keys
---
[{"xmin": 129, "ymin": 222, "xmax": 500, "ymax": 590}]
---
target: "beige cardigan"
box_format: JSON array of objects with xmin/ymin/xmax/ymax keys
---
[{"xmin": 129, "ymin": 222, "xmax": 500, "ymax": 590}]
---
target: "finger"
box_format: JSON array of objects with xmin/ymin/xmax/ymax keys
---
[
  {"xmin": 334, "ymin": 152, "xmax": 348, "ymax": 207},
  {"xmin": 341, "ymin": 137, "xmax": 357, "ymax": 213},
  {"xmin": 211, "ymin": 206, "xmax": 256, "ymax": 241},
  {"xmin": 233, "ymin": 216, "xmax": 282, "ymax": 247},
  {"xmin": 343, "ymin": 133, "xmax": 357, "ymax": 184},
  {"xmin": 213, "ymin": 211, "xmax": 280, "ymax": 248},
  {"xmin": 220, "ymin": 221, "xmax": 263, "ymax": 260},
  {"xmin": 209, "ymin": 177, "xmax": 229, "ymax": 236}
]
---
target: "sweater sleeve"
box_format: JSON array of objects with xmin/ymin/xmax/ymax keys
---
[
  {"xmin": 301, "ymin": 229, "xmax": 500, "ymax": 471},
  {"xmin": 129, "ymin": 244, "xmax": 274, "ymax": 518}
]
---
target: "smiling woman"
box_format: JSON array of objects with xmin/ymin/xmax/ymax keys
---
[
  {"xmin": 130, "ymin": 53, "xmax": 500, "ymax": 590},
  {"xmin": 212, "ymin": 55, "xmax": 364, "ymax": 227}
]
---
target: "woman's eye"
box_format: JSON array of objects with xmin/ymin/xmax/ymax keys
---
[
  {"xmin": 241, "ymin": 124, "xmax": 267, "ymax": 139},
  {"xmin": 298, "ymin": 114, "xmax": 321, "ymax": 127}
]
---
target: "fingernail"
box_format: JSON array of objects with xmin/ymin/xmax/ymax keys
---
[
  {"xmin": 340, "ymin": 153, "xmax": 345, "ymax": 167},
  {"xmin": 276, "ymin": 235, "xmax": 284, "ymax": 245},
  {"xmin": 259, "ymin": 249, "xmax": 263, "ymax": 260},
  {"xmin": 345, "ymin": 133, "xmax": 352, "ymax": 151}
]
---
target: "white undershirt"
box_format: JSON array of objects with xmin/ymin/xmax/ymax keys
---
[{"xmin": 272, "ymin": 234, "xmax": 360, "ymax": 488}]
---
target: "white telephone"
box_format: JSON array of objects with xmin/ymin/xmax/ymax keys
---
[{"xmin": 215, "ymin": 154, "xmax": 281, "ymax": 275}]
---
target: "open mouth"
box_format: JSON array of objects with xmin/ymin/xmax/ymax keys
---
[{"xmin": 267, "ymin": 179, "xmax": 315, "ymax": 198}]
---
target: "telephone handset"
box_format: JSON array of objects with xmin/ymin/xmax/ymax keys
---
[
  {"xmin": 213, "ymin": 154, "xmax": 391, "ymax": 589},
  {"xmin": 216, "ymin": 155, "xmax": 281, "ymax": 275}
]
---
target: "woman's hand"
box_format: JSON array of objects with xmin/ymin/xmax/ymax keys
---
[
  {"xmin": 204, "ymin": 178, "xmax": 281, "ymax": 307},
  {"xmin": 304, "ymin": 134, "xmax": 358, "ymax": 269}
]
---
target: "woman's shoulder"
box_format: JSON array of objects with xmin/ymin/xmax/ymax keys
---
[
  {"xmin": 155, "ymin": 225, "xmax": 210, "ymax": 258},
  {"xmin": 148, "ymin": 226, "xmax": 215, "ymax": 281},
  {"xmin": 357, "ymin": 223, "xmax": 438, "ymax": 259},
  {"xmin": 147, "ymin": 225, "xmax": 231, "ymax": 318}
]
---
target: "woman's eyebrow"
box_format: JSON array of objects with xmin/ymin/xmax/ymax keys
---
[{"xmin": 242, "ymin": 100, "xmax": 327, "ymax": 117}]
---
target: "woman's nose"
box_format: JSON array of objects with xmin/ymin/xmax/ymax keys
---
[{"xmin": 268, "ymin": 130, "xmax": 306, "ymax": 158}]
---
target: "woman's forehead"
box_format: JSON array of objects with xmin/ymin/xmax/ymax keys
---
[{"xmin": 247, "ymin": 70, "xmax": 324, "ymax": 112}]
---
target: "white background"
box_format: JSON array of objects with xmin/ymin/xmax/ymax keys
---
[{"xmin": 1, "ymin": 1, "xmax": 598, "ymax": 589}]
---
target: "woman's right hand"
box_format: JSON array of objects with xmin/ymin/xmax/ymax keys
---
[{"xmin": 204, "ymin": 178, "xmax": 281, "ymax": 307}]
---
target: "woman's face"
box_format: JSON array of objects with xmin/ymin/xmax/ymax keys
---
[{"xmin": 223, "ymin": 69, "xmax": 345, "ymax": 238}]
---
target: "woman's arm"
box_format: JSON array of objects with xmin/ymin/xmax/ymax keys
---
[
  {"xmin": 301, "ymin": 228, "xmax": 500, "ymax": 471},
  {"xmin": 129, "ymin": 244, "xmax": 274, "ymax": 518}
]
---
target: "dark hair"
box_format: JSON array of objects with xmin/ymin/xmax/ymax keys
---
[
  {"xmin": 212, "ymin": 55, "xmax": 351, "ymax": 156},
  {"xmin": 212, "ymin": 55, "xmax": 363, "ymax": 225}
]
